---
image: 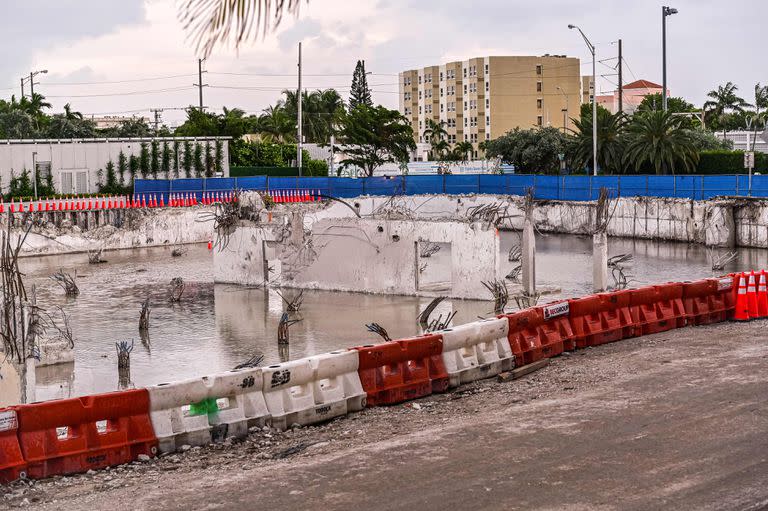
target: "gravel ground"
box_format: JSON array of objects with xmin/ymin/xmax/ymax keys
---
[{"xmin": 2, "ymin": 320, "xmax": 767, "ymax": 510}]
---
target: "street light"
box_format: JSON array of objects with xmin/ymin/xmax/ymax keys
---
[
  {"xmin": 556, "ymin": 86, "xmax": 569, "ymax": 134},
  {"xmin": 662, "ymin": 6, "xmax": 678, "ymax": 111},
  {"xmin": 21, "ymin": 69, "xmax": 48, "ymax": 98},
  {"xmin": 569, "ymin": 24, "xmax": 598, "ymax": 176}
]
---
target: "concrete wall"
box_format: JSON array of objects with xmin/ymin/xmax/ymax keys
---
[
  {"xmin": 214, "ymin": 216, "xmax": 500, "ymax": 300},
  {"xmin": 6, "ymin": 208, "xmax": 214, "ymax": 257},
  {"xmin": 306, "ymin": 195, "xmax": 740, "ymax": 248},
  {"xmin": 0, "ymin": 137, "xmax": 230, "ymax": 194}
]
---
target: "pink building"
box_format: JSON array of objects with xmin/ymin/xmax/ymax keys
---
[{"xmin": 590, "ymin": 79, "xmax": 666, "ymax": 114}]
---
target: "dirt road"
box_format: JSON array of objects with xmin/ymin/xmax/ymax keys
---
[{"xmin": 4, "ymin": 321, "xmax": 767, "ymax": 510}]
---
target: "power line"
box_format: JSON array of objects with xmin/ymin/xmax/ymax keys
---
[
  {"xmin": 44, "ymin": 86, "xmax": 195, "ymax": 98},
  {"xmin": 39, "ymin": 74, "xmax": 197, "ymax": 86}
]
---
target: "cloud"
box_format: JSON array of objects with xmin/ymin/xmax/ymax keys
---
[{"xmin": 1, "ymin": 0, "xmax": 766, "ymax": 128}]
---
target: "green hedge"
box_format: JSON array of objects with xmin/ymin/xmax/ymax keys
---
[
  {"xmin": 697, "ymin": 150, "xmax": 768, "ymax": 174},
  {"xmin": 231, "ymin": 161, "xmax": 329, "ymax": 177},
  {"xmin": 230, "ymin": 166, "xmax": 300, "ymax": 177}
]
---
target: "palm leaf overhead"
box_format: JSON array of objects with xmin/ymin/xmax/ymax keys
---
[{"xmin": 178, "ymin": 0, "xmax": 303, "ymax": 57}]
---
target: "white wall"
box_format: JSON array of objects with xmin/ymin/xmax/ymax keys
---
[{"xmin": 0, "ymin": 137, "xmax": 231, "ymax": 194}]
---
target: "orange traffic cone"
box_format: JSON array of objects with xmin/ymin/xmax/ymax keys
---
[
  {"xmin": 758, "ymin": 271, "xmax": 768, "ymax": 318},
  {"xmin": 747, "ymin": 272, "xmax": 759, "ymax": 319},
  {"xmin": 733, "ymin": 274, "xmax": 750, "ymax": 321}
]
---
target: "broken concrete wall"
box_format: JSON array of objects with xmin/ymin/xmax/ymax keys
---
[
  {"xmin": 214, "ymin": 216, "xmax": 500, "ymax": 300},
  {"xmin": 285, "ymin": 218, "xmax": 499, "ymax": 299},
  {"xmin": 7, "ymin": 208, "xmax": 214, "ymax": 257},
  {"xmin": 305, "ymin": 195, "xmax": 737, "ymax": 247}
]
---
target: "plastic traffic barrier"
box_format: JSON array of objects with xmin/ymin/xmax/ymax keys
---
[
  {"xmin": 629, "ymin": 283, "xmax": 686, "ymax": 336},
  {"xmin": 0, "ymin": 409, "xmax": 26, "ymax": 483},
  {"xmin": 683, "ymin": 277, "xmax": 734, "ymax": 326},
  {"xmin": 147, "ymin": 368, "xmax": 269, "ymax": 453},
  {"xmin": 261, "ymin": 350, "xmax": 367, "ymax": 431},
  {"xmin": 15, "ymin": 390, "xmax": 157, "ymax": 479},
  {"xmin": 352, "ymin": 334, "xmax": 449, "ymax": 406},
  {"xmin": 439, "ymin": 318, "xmax": 515, "ymax": 388},
  {"xmin": 570, "ymin": 291, "xmax": 634, "ymax": 348},
  {"xmin": 503, "ymin": 302, "xmax": 573, "ymax": 366}
]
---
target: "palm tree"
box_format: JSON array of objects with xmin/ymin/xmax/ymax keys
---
[
  {"xmin": 423, "ymin": 119, "xmax": 448, "ymax": 159},
  {"xmin": 703, "ymin": 82, "xmax": 751, "ymax": 138},
  {"xmin": 258, "ymin": 104, "xmax": 295, "ymax": 143},
  {"xmin": 623, "ymin": 111, "xmax": 699, "ymax": 175},
  {"xmin": 454, "ymin": 141, "xmax": 474, "ymax": 161},
  {"xmin": 570, "ymin": 104, "xmax": 627, "ymax": 173},
  {"xmin": 749, "ymin": 83, "xmax": 768, "ymax": 151},
  {"xmin": 178, "ymin": 0, "xmax": 302, "ymax": 57},
  {"xmin": 63, "ymin": 103, "xmax": 83, "ymax": 120}
]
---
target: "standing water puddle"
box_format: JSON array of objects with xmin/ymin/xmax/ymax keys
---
[{"xmin": 18, "ymin": 233, "xmax": 765, "ymax": 401}]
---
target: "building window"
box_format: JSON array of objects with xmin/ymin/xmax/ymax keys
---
[
  {"xmin": 486, "ymin": 133, "xmax": 490, "ymax": 140},
  {"xmin": 419, "ymin": 106, "xmax": 422, "ymax": 114},
  {"xmin": 486, "ymin": 116, "xmax": 490, "ymax": 126},
  {"xmin": 419, "ymin": 76, "xmax": 422, "ymax": 84},
  {"xmin": 536, "ymin": 82, "xmax": 542, "ymax": 92},
  {"xmin": 463, "ymin": 68, "xmax": 467, "ymax": 78},
  {"xmin": 536, "ymin": 64, "xmax": 542, "ymax": 75},
  {"xmin": 537, "ymin": 115, "xmax": 543, "ymax": 126},
  {"xmin": 464, "ymin": 117, "xmax": 468, "ymax": 127},
  {"xmin": 440, "ymin": 72, "xmax": 444, "ymax": 81},
  {"xmin": 485, "ymin": 82, "xmax": 489, "ymax": 93},
  {"xmin": 465, "ymin": 134, "xmax": 469, "ymax": 141},
  {"xmin": 486, "ymin": 99, "xmax": 490, "ymax": 109},
  {"xmin": 485, "ymin": 64, "xmax": 489, "ymax": 75},
  {"xmin": 537, "ymin": 99, "xmax": 543, "ymax": 109}
]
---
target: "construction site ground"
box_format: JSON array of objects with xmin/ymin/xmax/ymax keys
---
[{"xmin": 3, "ymin": 320, "xmax": 767, "ymax": 510}]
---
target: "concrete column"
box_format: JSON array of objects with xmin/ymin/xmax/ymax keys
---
[
  {"xmin": 522, "ymin": 219, "xmax": 536, "ymax": 296},
  {"xmin": 593, "ymin": 231, "xmax": 609, "ymax": 293}
]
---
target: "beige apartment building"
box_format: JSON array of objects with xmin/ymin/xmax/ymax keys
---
[{"xmin": 399, "ymin": 55, "xmax": 582, "ymax": 157}]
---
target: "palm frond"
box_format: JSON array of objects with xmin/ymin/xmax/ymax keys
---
[{"xmin": 178, "ymin": 0, "xmax": 303, "ymax": 57}]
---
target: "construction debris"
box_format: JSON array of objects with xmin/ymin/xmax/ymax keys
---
[
  {"xmin": 365, "ymin": 323, "xmax": 392, "ymax": 342},
  {"xmin": 88, "ymin": 248, "xmax": 107, "ymax": 264},
  {"xmin": 278, "ymin": 312, "xmax": 300, "ymax": 345},
  {"xmin": 139, "ymin": 298, "xmax": 151, "ymax": 332},
  {"xmin": 168, "ymin": 277, "xmax": 185, "ymax": 303},
  {"xmin": 51, "ymin": 270, "xmax": 80, "ymax": 297},
  {"xmin": 482, "ymin": 280, "xmax": 509, "ymax": 314}
]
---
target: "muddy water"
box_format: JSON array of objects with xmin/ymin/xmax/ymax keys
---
[{"xmin": 18, "ymin": 233, "xmax": 765, "ymax": 401}]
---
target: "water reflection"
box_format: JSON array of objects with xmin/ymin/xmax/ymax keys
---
[{"xmin": 16, "ymin": 233, "xmax": 761, "ymax": 401}]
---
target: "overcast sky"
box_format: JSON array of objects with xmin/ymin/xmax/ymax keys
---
[{"xmin": 2, "ymin": 0, "xmax": 765, "ymax": 127}]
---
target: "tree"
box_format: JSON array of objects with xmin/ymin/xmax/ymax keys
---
[
  {"xmin": 98, "ymin": 118, "xmax": 151, "ymax": 138},
  {"xmin": 453, "ymin": 141, "xmax": 474, "ymax": 161},
  {"xmin": 117, "ymin": 151, "xmax": 128, "ymax": 185},
  {"xmin": 0, "ymin": 111, "xmax": 37, "ymax": 139},
  {"xmin": 44, "ymin": 115, "xmax": 96, "ymax": 138},
  {"xmin": 150, "ymin": 141, "xmax": 160, "ymax": 179},
  {"xmin": 178, "ymin": 0, "xmax": 302, "ymax": 57},
  {"xmin": 204, "ymin": 141, "xmax": 214, "ymax": 177},
  {"xmin": 749, "ymin": 83, "xmax": 768, "ymax": 151},
  {"xmin": 485, "ymin": 127, "xmax": 569, "ymax": 174},
  {"xmin": 570, "ymin": 103, "xmax": 627, "ymax": 174},
  {"xmin": 100, "ymin": 160, "xmax": 122, "ymax": 194},
  {"xmin": 63, "ymin": 103, "xmax": 83, "ymax": 120},
  {"xmin": 258, "ymin": 104, "xmax": 295, "ymax": 142},
  {"xmin": 193, "ymin": 143, "xmax": 204, "ymax": 177},
  {"xmin": 139, "ymin": 143, "xmax": 150, "ymax": 178},
  {"xmin": 129, "ymin": 154, "xmax": 140, "ymax": 183},
  {"xmin": 161, "ymin": 141, "xmax": 172, "ymax": 179},
  {"xmin": 334, "ymin": 105, "xmax": 416, "ymax": 177},
  {"xmin": 182, "ymin": 141, "xmax": 193, "ymax": 178},
  {"xmin": 623, "ymin": 110, "xmax": 699, "ymax": 175},
  {"xmin": 422, "ymin": 119, "xmax": 448, "ymax": 160},
  {"xmin": 703, "ymin": 82, "xmax": 751, "ymax": 138},
  {"xmin": 637, "ymin": 93, "xmax": 700, "ymax": 129},
  {"xmin": 349, "ymin": 60, "xmax": 373, "ymax": 110}
]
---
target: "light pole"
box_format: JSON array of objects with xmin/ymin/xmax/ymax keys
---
[
  {"xmin": 556, "ymin": 86, "xmax": 569, "ymax": 134},
  {"xmin": 662, "ymin": 6, "xmax": 678, "ymax": 111},
  {"xmin": 569, "ymin": 24, "xmax": 598, "ymax": 176},
  {"xmin": 21, "ymin": 69, "xmax": 47, "ymax": 99}
]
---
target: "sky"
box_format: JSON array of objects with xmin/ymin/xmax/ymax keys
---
[{"xmin": 1, "ymin": 0, "xmax": 766, "ymax": 128}]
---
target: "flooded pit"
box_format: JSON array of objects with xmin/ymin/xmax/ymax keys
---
[{"xmin": 16, "ymin": 232, "xmax": 766, "ymax": 402}]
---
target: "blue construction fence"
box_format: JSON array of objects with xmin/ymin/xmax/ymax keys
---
[{"xmin": 134, "ymin": 174, "xmax": 767, "ymax": 202}]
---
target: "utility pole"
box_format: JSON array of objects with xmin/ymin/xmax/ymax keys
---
[
  {"xmin": 150, "ymin": 108, "xmax": 163, "ymax": 134},
  {"xmin": 20, "ymin": 78, "xmax": 25, "ymax": 99},
  {"xmin": 617, "ymin": 39, "xmax": 623, "ymax": 114},
  {"xmin": 569, "ymin": 24, "xmax": 597, "ymax": 175},
  {"xmin": 29, "ymin": 72, "xmax": 35, "ymax": 97},
  {"xmin": 297, "ymin": 42, "xmax": 303, "ymax": 175},
  {"xmin": 662, "ymin": 6, "xmax": 678, "ymax": 111},
  {"xmin": 194, "ymin": 58, "xmax": 208, "ymax": 111}
]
